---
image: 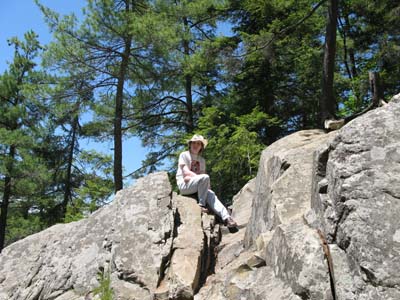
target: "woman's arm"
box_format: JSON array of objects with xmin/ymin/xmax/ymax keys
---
[{"xmin": 181, "ymin": 164, "xmax": 197, "ymax": 182}]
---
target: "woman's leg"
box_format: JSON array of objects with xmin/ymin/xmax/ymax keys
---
[
  {"xmin": 178, "ymin": 174, "xmax": 210, "ymax": 206},
  {"xmin": 179, "ymin": 177, "xmax": 237, "ymax": 227},
  {"xmin": 205, "ymin": 190, "xmax": 230, "ymax": 221}
]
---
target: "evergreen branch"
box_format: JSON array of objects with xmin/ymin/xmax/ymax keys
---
[
  {"xmin": 189, "ymin": 15, "xmax": 218, "ymax": 29},
  {"xmin": 271, "ymin": 0, "xmax": 327, "ymax": 39},
  {"xmin": 0, "ymin": 95, "xmax": 14, "ymax": 105},
  {"xmin": 54, "ymin": 45, "xmax": 116, "ymax": 78},
  {"xmin": 129, "ymin": 55, "xmax": 162, "ymax": 79},
  {"xmin": 191, "ymin": 24, "xmax": 213, "ymax": 41},
  {"xmin": 122, "ymin": 112, "xmax": 187, "ymax": 130},
  {"xmin": 145, "ymin": 110, "xmax": 188, "ymax": 119},
  {"xmin": 91, "ymin": 8, "xmax": 127, "ymax": 39},
  {"xmin": 124, "ymin": 95, "xmax": 187, "ymax": 119},
  {"xmin": 123, "ymin": 117, "xmax": 187, "ymax": 131},
  {"xmin": 39, "ymin": 3, "xmax": 126, "ymax": 57},
  {"xmin": 237, "ymin": 0, "xmax": 327, "ymax": 57}
]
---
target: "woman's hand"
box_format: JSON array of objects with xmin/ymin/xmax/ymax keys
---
[
  {"xmin": 182, "ymin": 165, "xmax": 197, "ymax": 183},
  {"xmin": 184, "ymin": 175, "xmax": 193, "ymax": 183}
]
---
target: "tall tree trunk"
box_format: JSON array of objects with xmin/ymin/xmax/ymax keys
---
[
  {"xmin": 369, "ymin": 72, "xmax": 383, "ymax": 107},
  {"xmin": 321, "ymin": 0, "xmax": 339, "ymax": 126},
  {"xmin": 343, "ymin": 14, "xmax": 358, "ymax": 79},
  {"xmin": 349, "ymin": 49, "xmax": 357, "ymax": 78},
  {"xmin": 114, "ymin": 33, "xmax": 132, "ymax": 193},
  {"xmin": 0, "ymin": 145, "xmax": 15, "ymax": 252},
  {"xmin": 341, "ymin": 13, "xmax": 360, "ymax": 107},
  {"xmin": 184, "ymin": 74, "xmax": 194, "ymax": 133},
  {"xmin": 183, "ymin": 17, "xmax": 194, "ymax": 133},
  {"xmin": 62, "ymin": 114, "xmax": 79, "ymax": 215}
]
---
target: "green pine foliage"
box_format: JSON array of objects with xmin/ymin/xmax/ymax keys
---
[
  {"xmin": 335, "ymin": 0, "xmax": 400, "ymax": 111},
  {"xmin": 1, "ymin": 29, "xmax": 115, "ymax": 248},
  {"xmin": 0, "ymin": 32, "xmax": 53, "ymax": 250},
  {"xmin": 128, "ymin": 0, "xmax": 233, "ymax": 177},
  {"xmin": 5, "ymin": 212, "xmax": 44, "ymax": 246},
  {"xmin": 230, "ymin": 0, "xmax": 326, "ymax": 138},
  {"xmin": 195, "ymin": 106, "xmax": 271, "ymax": 203}
]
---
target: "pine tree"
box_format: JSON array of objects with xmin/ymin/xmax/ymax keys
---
[
  {"xmin": 38, "ymin": 0, "xmax": 150, "ymax": 192},
  {"xmin": 127, "ymin": 0, "xmax": 232, "ymax": 176},
  {"xmin": 321, "ymin": 0, "xmax": 339, "ymax": 125},
  {"xmin": 336, "ymin": 0, "xmax": 400, "ymax": 116},
  {"xmin": 228, "ymin": 0, "xmax": 327, "ymax": 142},
  {"xmin": 196, "ymin": 106, "xmax": 267, "ymax": 202},
  {"xmin": 0, "ymin": 32, "xmax": 49, "ymax": 251},
  {"xmin": 38, "ymin": 76, "xmax": 96, "ymax": 223}
]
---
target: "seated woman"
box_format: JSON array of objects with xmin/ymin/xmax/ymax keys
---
[{"xmin": 176, "ymin": 134, "xmax": 238, "ymax": 228}]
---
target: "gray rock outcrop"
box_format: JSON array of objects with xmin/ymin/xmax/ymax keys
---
[
  {"xmin": 196, "ymin": 130, "xmax": 335, "ymax": 300},
  {"xmin": 309, "ymin": 93, "xmax": 400, "ymax": 299},
  {"xmin": 0, "ymin": 173, "xmax": 220, "ymax": 300},
  {"xmin": 1, "ymin": 93, "xmax": 400, "ymax": 300},
  {"xmin": 154, "ymin": 195, "xmax": 220, "ymax": 300},
  {"xmin": 196, "ymin": 93, "xmax": 400, "ymax": 300}
]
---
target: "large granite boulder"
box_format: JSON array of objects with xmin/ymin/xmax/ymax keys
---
[
  {"xmin": 214, "ymin": 178, "xmax": 255, "ymax": 272},
  {"xmin": 155, "ymin": 195, "xmax": 220, "ymax": 300},
  {"xmin": 0, "ymin": 172, "xmax": 220, "ymax": 300},
  {"xmin": 310, "ymin": 93, "xmax": 400, "ymax": 299},
  {"xmin": 244, "ymin": 129, "xmax": 334, "ymax": 247},
  {"xmin": 196, "ymin": 130, "xmax": 335, "ymax": 300},
  {"xmin": 196, "ymin": 93, "xmax": 400, "ymax": 300},
  {"xmin": 0, "ymin": 172, "xmax": 174, "ymax": 300}
]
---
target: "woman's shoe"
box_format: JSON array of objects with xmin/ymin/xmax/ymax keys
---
[
  {"xmin": 199, "ymin": 205, "xmax": 210, "ymax": 214},
  {"xmin": 225, "ymin": 217, "xmax": 238, "ymax": 228}
]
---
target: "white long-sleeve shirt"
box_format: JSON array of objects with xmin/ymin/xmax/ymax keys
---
[{"xmin": 176, "ymin": 151, "xmax": 206, "ymax": 185}]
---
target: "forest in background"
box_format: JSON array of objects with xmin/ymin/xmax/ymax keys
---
[{"xmin": 1, "ymin": 0, "xmax": 399, "ymax": 251}]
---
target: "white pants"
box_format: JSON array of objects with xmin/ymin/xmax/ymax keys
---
[{"xmin": 178, "ymin": 174, "xmax": 230, "ymax": 221}]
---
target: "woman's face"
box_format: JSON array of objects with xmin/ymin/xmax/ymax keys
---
[{"xmin": 190, "ymin": 141, "xmax": 203, "ymax": 154}]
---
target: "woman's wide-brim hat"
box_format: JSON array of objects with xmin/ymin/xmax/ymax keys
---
[{"xmin": 188, "ymin": 134, "xmax": 208, "ymax": 149}]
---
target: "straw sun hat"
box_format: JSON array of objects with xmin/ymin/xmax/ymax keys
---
[{"xmin": 188, "ymin": 134, "xmax": 208, "ymax": 149}]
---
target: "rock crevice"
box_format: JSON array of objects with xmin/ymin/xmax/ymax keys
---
[{"xmin": 154, "ymin": 194, "xmax": 220, "ymax": 300}]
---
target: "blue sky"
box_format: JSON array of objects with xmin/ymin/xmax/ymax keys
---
[
  {"xmin": 0, "ymin": 0, "xmax": 149, "ymax": 183},
  {"xmin": 0, "ymin": 1, "xmax": 84, "ymax": 72}
]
